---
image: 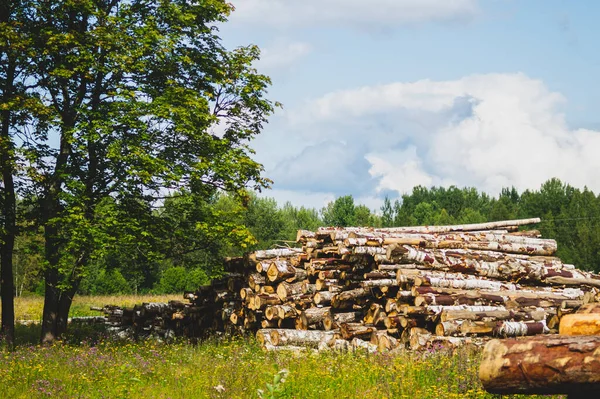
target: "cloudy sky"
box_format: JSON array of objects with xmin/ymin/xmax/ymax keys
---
[{"xmin": 219, "ymin": 0, "xmax": 600, "ymax": 211}]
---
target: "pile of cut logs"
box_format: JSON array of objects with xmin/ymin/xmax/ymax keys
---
[{"xmin": 94, "ymin": 218, "xmax": 600, "ymax": 351}]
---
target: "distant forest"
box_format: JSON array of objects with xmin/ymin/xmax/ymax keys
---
[{"xmin": 11, "ymin": 178, "xmax": 600, "ymax": 295}]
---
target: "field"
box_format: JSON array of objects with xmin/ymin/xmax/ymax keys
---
[{"xmin": 1, "ymin": 296, "xmax": 564, "ymax": 399}]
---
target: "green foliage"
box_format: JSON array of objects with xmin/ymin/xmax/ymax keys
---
[
  {"xmin": 153, "ymin": 266, "xmax": 210, "ymax": 294},
  {"xmin": 79, "ymin": 268, "xmax": 132, "ymax": 296}
]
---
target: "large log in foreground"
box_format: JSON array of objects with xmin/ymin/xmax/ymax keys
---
[{"xmin": 479, "ymin": 335, "xmax": 600, "ymax": 395}]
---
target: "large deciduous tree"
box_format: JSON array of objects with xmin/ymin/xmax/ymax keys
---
[{"xmin": 3, "ymin": 0, "xmax": 277, "ymax": 343}]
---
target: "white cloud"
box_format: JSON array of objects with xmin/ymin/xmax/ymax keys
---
[
  {"xmin": 267, "ymin": 73, "xmax": 600, "ymax": 205},
  {"xmin": 229, "ymin": 0, "xmax": 479, "ymax": 28},
  {"xmin": 255, "ymin": 40, "xmax": 312, "ymax": 70}
]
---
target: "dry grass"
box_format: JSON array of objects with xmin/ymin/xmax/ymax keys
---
[{"xmin": 3, "ymin": 294, "xmax": 182, "ymax": 322}]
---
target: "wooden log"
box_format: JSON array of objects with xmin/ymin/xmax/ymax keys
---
[
  {"xmin": 248, "ymin": 273, "xmax": 265, "ymax": 292},
  {"xmin": 479, "ymin": 335, "xmax": 600, "ymax": 395},
  {"xmin": 559, "ymin": 314, "xmax": 600, "ymax": 336},
  {"xmin": 323, "ymin": 311, "xmax": 361, "ymax": 331},
  {"xmin": 266, "ymin": 260, "xmax": 297, "ymax": 283},
  {"xmin": 314, "ymin": 291, "xmax": 336, "ymax": 306},
  {"xmin": 371, "ymin": 331, "xmax": 400, "ymax": 351},
  {"xmin": 389, "ymin": 244, "xmax": 592, "ymax": 284},
  {"xmin": 253, "ymin": 294, "xmax": 282, "ymax": 310},
  {"xmin": 460, "ymin": 320, "xmax": 549, "ymax": 336},
  {"xmin": 401, "ymin": 304, "xmax": 507, "ymax": 316},
  {"xmin": 296, "ymin": 307, "xmax": 331, "ymax": 330},
  {"xmin": 318, "ymin": 270, "xmax": 342, "ymax": 279},
  {"xmin": 270, "ymin": 329, "xmax": 336, "ymax": 347},
  {"xmin": 412, "ymin": 285, "xmax": 583, "ymax": 301},
  {"xmin": 340, "ymin": 322, "xmax": 376, "ymax": 340},
  {"xmin": 256, "ymin": 261, "xmax": 270, "ymax": 273},
  {"xmin": 364, "ymin": 271, "xmax": 396, "ymax": 279},
  {"xmin": 315, "ymin": 279, "xmax": 342, "ymax": 291},
  {"xmin": 408, "ymin": 327, "xmax": 433, "ymax": 350},
  {"xmin": 240, "ymin": 288, "xmax": 253, "ymax": 301},
  {"xmin": 250, "ymin": 248, "xmax": 304, "ymax": 262},
  {"xmin": 360, "ymin": 279, "xmax": 398, "ymax": 288},
  {"xmin": 382, "ymin": 232, "xmax": 556, "ymax": 256},
  {"xmin": 335, "ymin": 288, "xmax": 369, "ymax": 302},
  {"xmin": 440, "ymin": 309, "xmax": 549, "ymax": 323},
  {"xmin": 276, "ymin": 282, "xmax": 304, "ymax": 301},
  {"xmin": 414, "ymin": 276, "xmax": 516, "ymax": 291},
  {"xmin": 436, "ymin": 320, "xmax": 463, "ymax": 336},
  {"xmin": 256, "ymin": 329, "xmax": 274, "ymax": 346},
  {"xmin": 258, "ymin": 285, "xmax": 275, "ymax": 295},
  {"xmin": 296, "ymin": 229, "xmax": 316, "ymax": 242},
  {"xmin": 316, "ymin": 218, "xmax": 540, "ymax": 235},
  {"xmin": 545, "ymin": 276, "xmax": 600, "ymax": 289},
  {"xmin": 363, "ymin": 303, "xmax": 384, "ymax": 325}
]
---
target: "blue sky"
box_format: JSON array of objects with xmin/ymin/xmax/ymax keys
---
[{"xmin": 217, "ymin": 0, "xmax": 600, "ymax": 210}]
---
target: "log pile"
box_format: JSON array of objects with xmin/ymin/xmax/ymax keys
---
[{"xmin": 95, "ymin": 218, "xmax": 600, "ymax": 351}]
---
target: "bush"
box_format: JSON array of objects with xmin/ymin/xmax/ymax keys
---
[
  {"xmin": 154, "ymin": 267, "xmax": 210, "ymax": 294},
  {"xmin": 79, "ymin": 269, "xmax": 132, "ymax": 295}
]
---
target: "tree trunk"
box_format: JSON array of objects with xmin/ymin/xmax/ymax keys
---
[
  {"xmin": 479, "ymin": 335, "xmax": 600, "ymax": 395},
  {"xmin": 0, "ymin": 30, "xmax": 16, "ymax": 347}
]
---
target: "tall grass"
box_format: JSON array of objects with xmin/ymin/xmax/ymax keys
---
[
  {"xmin": 2, "ymin": 294, "xmax": 182, "ymax": 322},
  {"xmin": 0, "ymin": 337, "xmax": 565, "ymax": 399}
]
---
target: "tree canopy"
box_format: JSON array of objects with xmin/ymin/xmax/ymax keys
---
[{"xmin": 1, "ymin": 0, "xmax": 278, "ymax": 343}]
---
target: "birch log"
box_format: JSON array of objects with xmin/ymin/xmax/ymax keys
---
[{"xmin": 270, "ymin": 329, "xmax": 336, "ymax": 347}]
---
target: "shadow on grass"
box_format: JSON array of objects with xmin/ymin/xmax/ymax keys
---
[{"xmin": 1, "ymin": 323, "xmax": 110, "ymax": 348}]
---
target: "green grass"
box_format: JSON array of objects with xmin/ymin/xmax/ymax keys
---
[
  {"xmin": 1, "ymin": 295, "xmax": 567, "ymax": 398},
  {"xmin": 0, "ymin": 336, "xmax": 565, "ymax": 399}
]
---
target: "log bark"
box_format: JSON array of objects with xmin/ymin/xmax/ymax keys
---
[
  {"xmin": 317, "ymin": 218, "xmax": 541, "ymax": 235},
  {"xmin": 315, "ymin": 279, "xmax": 341, "ymax": 291},
  {"xmin": 382, "ymin": 232, "xmax": 556, "ymax": 256},
  {"xmin": 250, "ymin": 248, "xmax": 303, "ymax": 262},
  {"xmin": 360, "ymin": 279, "xmax": 398, "ymax": 288},
  {"xmin": 253, "ymin": 294, "xmax": 282, "ymax": 310},
  {"xmin": 479, "ymin": 335, "xmax": 600, "ymax": 395},
  {"xmin": 340, "ymin": 322, "xmax": 376, "ymax": 340},
  {"xmin": 389, "ymin": 245, "xmax": 592, "ymax": 284},
  {"xmin": 460, "ymin": 320, "xmax": 549, "ymax": 336},
  {"xmin": 323, "ymin": 311, "xmax": 361, "ymax": 331},
  {"xmin": 296, "ymin": 307, "xmax": 331, "ymax": 330},
  {"xmin": 314, "ymin": 291, "xmax": 336, "ymax": 306},
  {"xmin": 270, "ymin": 329, "xmax": 336, "ymax": 347},
  {"xmin": 436, "ymin": 320, "xmax": 463, "ymax": 336},
  {"xmin": 248, "ymin": 273, "xmax": 265, "ymax": 292},
  {"xmin": 440, "ymin": 309, "xmax": 549, "ymax": 323}
]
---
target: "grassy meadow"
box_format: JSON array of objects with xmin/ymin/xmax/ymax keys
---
[{"xmin": 1, "ymin": 295, "xmax": 565, "ymax": 398}]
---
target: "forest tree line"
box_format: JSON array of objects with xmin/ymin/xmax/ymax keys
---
[{"xmin": 9, "ymin": 177, "xmax": 600, "ymax": 297}]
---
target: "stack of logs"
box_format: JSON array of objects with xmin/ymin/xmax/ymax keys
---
[
  {"xmin": 250, "ymin": 218, "xmax": 600, "ymax": 351},
  {"xmin": 95, "ymin": 218, "xmax": 600, "ymax": 351}
]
